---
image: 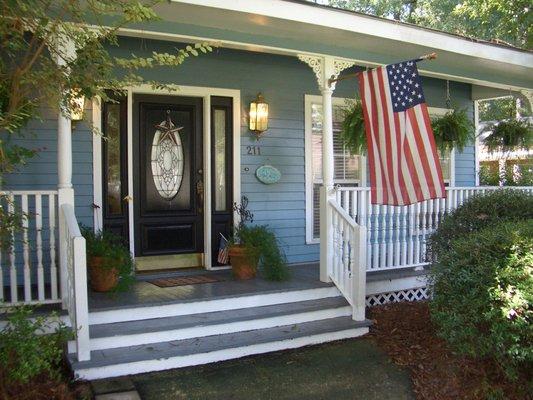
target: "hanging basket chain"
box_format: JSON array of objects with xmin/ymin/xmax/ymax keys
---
[{"xmin": 445, "ymin": 80, "xmax": 451, "ymax": 109}]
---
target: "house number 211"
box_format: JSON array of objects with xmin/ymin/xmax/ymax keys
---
[{"xmin": 246, "ymin": 145, "xmax": 261, "ymax": 155}]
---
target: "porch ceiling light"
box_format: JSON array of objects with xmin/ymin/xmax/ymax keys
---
[
  {"xmin": 69, "ymin": 91, "xmax": 86, "ymax": 122},
  {"xmin": 249, "ymin": 93, "xmax": 269, "ymax": 134}
]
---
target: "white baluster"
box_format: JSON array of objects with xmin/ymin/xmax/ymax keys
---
[
  {"xmin": 342, "ymin": 220, "xmax": 349, "ymax": 295},
  {"xmin": 351, "ymin": 190, "xmax": 357, "ymax": 222},
  {"xmin": 49, "ymin": 194, "xmax": 58, "ymax": 300},
  {"xmin": 21, "ymin": 195, "xmax": 31, "ymax": 302},
  {"xmin": 386, "ymin": 205, "xmax": 394, "ymax": 268},
  {"xmin": 421, "ymin": 200, "xmax": 428, "ymax": 263},
  {"xmin": 408, "ymin": 204, "xmax": 415, "ymax": 265},
  {"xmin": 35, "ymin": 194, "xmax": 45, "ymax": 301},
  {"xmin": 394, "ymin": 206, "xmax": 401, "ymax": 266},
  {"xmin": 8, "ymin": 195, "xmax": 17, "ymax": 303},
  {"xmin": 379, "ymin": 204, "xmax": 386, "ymax": 269},
  {"xmin": 372, "ymin": 204, "xmax": 379, "ymax": 269},
  {"xmin": 414, "ymin": 201, "xmax": 421, "ymax": 264},
  {"xmin": 458, "ymin": 189, "xmax": 464, "ymax": 207},
  {"xmin": 400, "ymin": 204, "xmax": 408, "ymax": 266},
  {"xmin": 427, "ymin": 198, "xmax": 434, "ymax": 233}
]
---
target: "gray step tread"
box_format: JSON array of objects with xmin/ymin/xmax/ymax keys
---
[
  {"xmin": 71, "ymin": 316, "xmax": 372, "ymax": 370},
  {"xmin": 89, "ymin": 297, "xmax": 350, "ymax": 338}
]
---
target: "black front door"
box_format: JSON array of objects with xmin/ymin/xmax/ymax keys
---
[{"xmin": 133, "ymin": 95, "xmax": 204, "ymax": 257}]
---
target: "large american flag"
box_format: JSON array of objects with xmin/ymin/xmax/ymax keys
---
[{"xmin": 358, "ymin": 59, "xmax": 446, "ymax": 205}]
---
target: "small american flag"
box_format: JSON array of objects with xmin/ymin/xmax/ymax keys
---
[
  {"xmin": 217, "ymin": 234, "xmax": 229, "ymax": 265},
  {"xmin": 358, "ymin": 59, "xmax": 446, "ymax": 205}
]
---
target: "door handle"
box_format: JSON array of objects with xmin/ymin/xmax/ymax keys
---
[
  {"xmin": 196, "ymin": 179, "xmax": 204, "ymax": 214},
  {"xmin": 123, "ymin": 195, "xmax": 133, "ymax": 203}
]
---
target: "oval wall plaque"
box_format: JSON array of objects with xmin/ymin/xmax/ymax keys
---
[{"xmin": 256, "ymin": 165, "xmax": 281, "ymax": 185}]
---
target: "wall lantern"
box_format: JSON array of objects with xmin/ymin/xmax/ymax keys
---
[
  {"xmin": 69, "ymin": 91, "xmax": 86, "ymax": 122},
  {"xmin": 249, "ymin": 93, "xmax": 269, "ymax": 134}
]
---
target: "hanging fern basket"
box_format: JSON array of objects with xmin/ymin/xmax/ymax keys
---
[
  {"xmin": 483, "ymin": 119, "xmax": 532, "ymax": 153},
  {"xmin": 339, "ymin": 101, "xmax": 367, "ymax": 155},
  {"xmin": 431, "ymin": 108, "xmax": 474, "ymax": 153}
]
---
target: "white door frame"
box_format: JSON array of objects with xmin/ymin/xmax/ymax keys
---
[{"xmin": 92, "ymin": 84, "xmax": 241, "ymax": 270}]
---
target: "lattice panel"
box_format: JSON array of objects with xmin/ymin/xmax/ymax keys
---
[{"xmin": 366, "ymin": 287, "xmax": 429, "ymax": 306}]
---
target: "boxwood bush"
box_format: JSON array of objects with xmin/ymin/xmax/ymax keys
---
[
  {"xmin": 427, "ymin": 189, "xmax": 533, "ymax": 262},
  {"xmin": 428, "ymin": 190, "xmax": 533, "ymax": 379}
]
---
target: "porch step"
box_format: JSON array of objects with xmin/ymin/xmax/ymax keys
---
[
  {"xmin": 87, "ymin": 285, "xmax": 341, "ymax": 325},
  {"xmin": 75, "ymin": 297, "xmax": 352, "ymax": 352},
  {"xmin": 70, "ymin": 316, "xmax": 371, "ymax": 380}
]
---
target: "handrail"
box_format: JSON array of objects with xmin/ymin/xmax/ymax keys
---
[
  {"xmin": 60, "ymin": 204, "xmax": 90, "ymax": 362},
  {"xmin": 335, "ymin": 186, "xmax": 533, "ymax": 191},
  {"xmin": 0, "ymin": 189, "xmax": 59, "ymax": 195},
  {"xmin": 328, "ymin": 199, "xmax": 358, "ymax": 229},
  {"xmin": 61, "ymin": 203, "xmax": 82, "ymax": 237},
  {"xmin": 327, "ymin": 198, "xmax": 367, "ymax": 321}
]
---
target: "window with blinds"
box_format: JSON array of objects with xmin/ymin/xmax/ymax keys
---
[{"xmin": 307, "ymin": 99, "xmax": 363, "ymax": 240}]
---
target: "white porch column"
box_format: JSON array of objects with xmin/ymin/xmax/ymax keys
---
[
  {"xmin": 298, "ymin": 55, "xmax": 355, "ymax": 283},
  {"xmin": 54, "ymin": 35, "xmax": 77, "ymax": 307}
]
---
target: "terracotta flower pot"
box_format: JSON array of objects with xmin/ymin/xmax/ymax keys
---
[
  {"xmin": 228, "ymin": 245, "xmax": 257, "ymax": 280},
  {"xmin": 88, "ymin": 256, "xmax": 119, "ymax": 292}
]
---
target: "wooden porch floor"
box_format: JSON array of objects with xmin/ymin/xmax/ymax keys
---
[{"xmin": 88, "ymin": 263, "xmax": 331, "ymax": 312}]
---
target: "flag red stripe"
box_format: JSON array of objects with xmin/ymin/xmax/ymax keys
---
[
  {"xmin": 393, "ymin": 112, "xmax": 414, "ymax": 204},
  {"xmin": 420, "ymin": 103, "xmax": 446, "ymax": 196},
  {"xmin": 407, "ymin": 107, "xmax": 437, "ymax": 198},
  {"xmin": 376, "ymin": 68, "xmax": 399, "ymax": 205},
  {"xmin": 367, "ymin": 70, "xmax": 390, "ymax": 204},
  {"xmin": 358, "ymin": 73, "xmax": 378, "ymax": 204}
]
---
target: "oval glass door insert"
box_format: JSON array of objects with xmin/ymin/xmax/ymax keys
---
[{"xmin": 151, "ymin": 111, "xmax": 184, "ymax": 200}]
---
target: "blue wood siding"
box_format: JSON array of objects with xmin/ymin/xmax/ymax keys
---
[{"xmin": 3, "ymin": 37, "xmax": 476, "ymax": 266}]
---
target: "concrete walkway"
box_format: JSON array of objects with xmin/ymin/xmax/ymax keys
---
[{"xmin": 129, "ymin": 337, "xmax": 415, "ymax": 400}]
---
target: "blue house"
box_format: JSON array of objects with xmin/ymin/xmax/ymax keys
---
[{"xmin": 1, "ymin": 0, "xmax": 532, "ymax": 379}]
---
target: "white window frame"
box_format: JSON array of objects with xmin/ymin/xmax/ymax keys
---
[{"xmin": 304, "ymin": 94, "xmax": 367, "ymax": 244}]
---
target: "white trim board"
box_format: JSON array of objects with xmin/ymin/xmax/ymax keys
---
[
  {"xmin": 92, "ymin": 84, "xmax": 241, "ymax": 269},
  {"xmin": 169, "ymin": 0, "xmax": 531, "ymax": 70}
]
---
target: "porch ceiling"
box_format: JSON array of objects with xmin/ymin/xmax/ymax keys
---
[{"xmin": 116, "ymin": 0, "xmax": 533, "ymax": 94}]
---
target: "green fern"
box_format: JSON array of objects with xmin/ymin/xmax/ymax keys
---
[
  {"xmin": 339, "ymin": 101, "xmax": 367, "ymax": 155},
  {"xmin": 484, "ymin": 119, "xmax": 532, "ymax": 153},
  {"xmin": 431, "ymin": 108, "xmax": 474, "ymax": 153}
]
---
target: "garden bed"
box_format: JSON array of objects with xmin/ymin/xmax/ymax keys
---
[{"xmin": 369, "ymin": 301, "xmax": 531, "ymax": 400}]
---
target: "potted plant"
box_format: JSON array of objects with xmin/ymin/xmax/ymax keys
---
[
  {"xmin": 431, "ymin": 108, "xmax": 474, "ymax": 153},
  {"xmin": 81, "ymin": 228, "xmax": 134, "ymax": 292},
  {"xmin": 228, "ymin": 197, "xmax": 290, "ymax": 281}
]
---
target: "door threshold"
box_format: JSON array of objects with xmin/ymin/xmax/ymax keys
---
[
  {"xmin": 135, "ymin": 253, "xmax": 203, "ymax": 272},
  {"xmin": 136, "ymin": 267, "xmax": 212, "ymax": 281}
]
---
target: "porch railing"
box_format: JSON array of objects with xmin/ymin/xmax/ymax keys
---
[
  {"xmin": 60, "ymin": 203, "xmax": 90, "ymax": 361},
  {"xmin": 0, "ymin": 190, "xmax": 60, "ymax": 305},
  {"xmin": 335, "ymin": 186, "xmax": 533, "ymax": 272},
  {"xmin": 329, "ymin": 199, "xmax": 366, "ymax": 321}
]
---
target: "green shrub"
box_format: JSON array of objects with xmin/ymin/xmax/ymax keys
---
[
  {"xmin": 428, "ymin": 220, "xmax": 532, "ymax": 378},
  {"xmin": 427, "ymin": 189, "xmax": 533, "ymax": 262},
  {"xmin": 0, "ymin": 306, "xmax": 71, "ymax": 384}
]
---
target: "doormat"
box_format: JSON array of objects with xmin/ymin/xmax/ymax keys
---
[{"xmin": 149, "ymin": 274, "xmax": 224, "ymax": 288}]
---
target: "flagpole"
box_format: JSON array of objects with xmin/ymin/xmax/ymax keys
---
[{"xmin": 327, "ymin": 52, "xmax": 437, "ymax": 87}]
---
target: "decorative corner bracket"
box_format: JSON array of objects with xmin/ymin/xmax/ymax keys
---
[
  {"xmin": 298, "ymin": 54, "xmax": 356, "ymax": 91},
  {"xmin": 297, "ymin": 54, "xmax": 324, "ymax": 90}
]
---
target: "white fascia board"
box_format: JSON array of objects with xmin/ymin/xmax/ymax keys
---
[{"xmin": 172, "ymin": 0, "xmax": 532, "ymax": 69}]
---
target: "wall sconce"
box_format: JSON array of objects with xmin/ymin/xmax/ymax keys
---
[
  {"xmin": 249, "ymin": 93, "xmax": 269, "ymax": 134},
  {"xmin": 69, "ymin": 91, "xmax": 86, "ymax": 123}
]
